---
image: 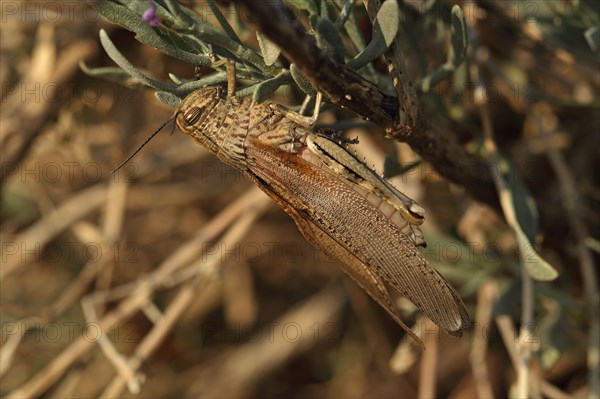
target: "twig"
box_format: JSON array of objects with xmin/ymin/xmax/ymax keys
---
[
  {"xmin": 470, "ymin": 25, "xmax": 553, "ymax": 386},
  {"xmin": 6, "ymin": 187, "xmax": 269, "ymax": 398},
  {"xmin": 479, "ymin": 92, "xmax": 535, "ymax": 399},
  {"xmin": 517, "ymin": 265, "xmax": 534, "ymax": 398},
  {"xmin": 0, "ymin": 317, "xmax": 43, "ymax": 377},
  {"xmin": 5, "ymin": 282, "xmax": 151, "ymax": 399},
  {"xmin": 186, "ymin": 285, "xmax": 346, "ymax": 397},
  {"xmin": 214, "ymin": 0, "xmax": 397, "ymax": 129},
  {"xmin": 389, "ymin": 322, "xmax": 420, "ymax": 375},
  {"xmin": 216, "ymin": 0, "xmax": 500, "ymax": 210},
  {"xmin": 496, "ymin": 316, "xmax": 574, "ymax": 399},
  {"xmin": 0, "ymin": 219, "xmax": 120, "ymax": 377},
  {"xmin": 469, "ymin": 280, "xmax": 497, "ymax": 399},
  {"xmin": 539, "ymin": 380, "xmax": 575, "ymax": 399},
  {"xmin": 101, "ymin": 279, "xmax": 196, "ymax": 398},
  {"xmin": 363, "ymin": 0, "xmax": 419, "ymax": 135},
  {"xmin": 533, "ymin": 105, "xmax": 599, "ymax": 399},
  {"xmin": 418, "ymin": 318, "xmax": 438, "ymax": 399},
  {"xmin": 1, "ymin": 183, "xmax": 108, "ymax": 279},
  {"xmin": 81, "ymin": 294, "xmax": 145, "ymax": 394},
  {"xmin": 495, "ymin": 315, "xmax": 520, "ymax": 368},
  {"xmin": 100, "ymin": 202, "xmax": 268, "ymax": 397},
  {"xmin": 46, "ymin": 224, "xmax": 108, "ymax": 316},
  {"xmin": 95, "ymin": 179, "xmax": 129, "ymax": 315},
  {"xmin": 0, "ymin": 38, "xmax": 98, "ymax": 183}
]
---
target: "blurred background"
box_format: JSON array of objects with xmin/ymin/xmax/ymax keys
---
[{"xmin": 1, "ymin": 0, "xmax": 598, "ymax": 398}]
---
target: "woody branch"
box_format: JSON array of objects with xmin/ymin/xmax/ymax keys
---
[{"xmin": 215, "ymin": 0, "xmax": 500, "ymax": 211}]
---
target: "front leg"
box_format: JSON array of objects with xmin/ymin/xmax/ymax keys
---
[
  {"xmin": 270, "ymin": 92, "xmax": 323, "ymax": 128},
  {"xmin": 225, "ymin": 59, "xmax": 237, "ymax": 98}
]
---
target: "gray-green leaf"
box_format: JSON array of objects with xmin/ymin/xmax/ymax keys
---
[
  {"xmin": 346, "ymin": 0, "xmax": 399, "ymax": 70},
  {"xmin": 155, "ymin": 91, "xmax": 182, "ymax": 107},
  {"xmin": 449, "ymin": 5, "xmax": 468, "ymax": 66},
  {"xmin": 290, "ymin": 64, "xmax": 317, "ymax": 96},
  {"xmin": 584, "ymin": 26, "xmax": 599, "ymax": 52},
  {"xmin": 316, "ymin": 18, "xmax": 346, "ymax": 63},
  {"xmin": 256, "ymin": 32, "xmax": 281, "ymax": 66}
]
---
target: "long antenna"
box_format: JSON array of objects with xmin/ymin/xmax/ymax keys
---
[{"xmin": 112, "ymin": 113, "xmax": 177, "ymax": 173}]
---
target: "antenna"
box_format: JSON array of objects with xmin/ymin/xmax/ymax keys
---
[{"xmin": 112, "ymin": 113, "xmax": 177, "ymax": 173}]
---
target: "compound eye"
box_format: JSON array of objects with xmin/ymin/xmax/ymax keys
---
[{"xmin": 182, "ymin": 107, "xmax": 203, "ymax": 126}]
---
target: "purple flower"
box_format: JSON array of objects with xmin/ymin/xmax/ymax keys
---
[{"xmin": 142, "ymin": 2, "xmax": 161, "ymax": 27}]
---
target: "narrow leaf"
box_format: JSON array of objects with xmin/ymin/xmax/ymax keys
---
[
  {"xmin": 515, "ymin": 227, "xmax": 558, "ymax": 281},
  {"xmin": 79, "ymin": 61, "xmax": 140, "ymax": 86},
  {"xmin": 155, "ymin": 91, "xmax": 182, "ymax": 107},
  {"xmin": 495, "ymin": 161, "xmax": 559, "ymax": 281},
  {"xmin": 99, "ymin": 29, "xmax": 177, "ymax": 92},
  {"xmin": 290, "ymin": 64, "xmax": 317, "ymax": 96},
  {"xmin": 94, "ymin": 0, "xmax": 212, "ymax": 65},
  {"xmin": 505, "ymin": 165, "xmax": 538, "ymax": 243},
  {"xmin": 256, "ymin": 32, "xmax": 281, "ymax": 66},
  {"xmin": 206, "ymin": 0, "xmax": 242, "ymax": 44},
  {"xmin": 376, "ymin": 0, "xmax": 400, "ymax": 46},
  {"xmin": 252, "ymin": 72, "xmax": 292, "ymax": 103},
  {"xmin": 316, "ymin": 18, "xmax": 345, "ymax": 63},
  {"xmin": 584, "ymin": 26, "xmax": 599, "ymax": 52},
  {"xmin": 449, "ymin": 5, "xmax": 468, "ymax": 66},
  {"xmin": 346, "ymin": 0, "xmax": 399, "ymax": 70},
  {"xmin": 175, "ymin": 72, "xmax": 228, "ymax": 96}
]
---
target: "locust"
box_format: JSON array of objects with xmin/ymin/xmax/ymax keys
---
[{"xmin": 157, "ymin": 66, "xmax": 470, "ymax": 345}]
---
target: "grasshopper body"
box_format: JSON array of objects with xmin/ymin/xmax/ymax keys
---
[{"xmin": 176, "ymin": 87, "xmax": 470, "ymax": 343}]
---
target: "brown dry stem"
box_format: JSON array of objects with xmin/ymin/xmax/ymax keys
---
[{"xmin": 6, "ymin": 187, "xmax": 270, "ymax": 398}]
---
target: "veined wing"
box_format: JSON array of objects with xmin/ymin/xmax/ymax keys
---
[{"xmin": 244, "ymin": 139, "xmax": 470, "ymax": 336}]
